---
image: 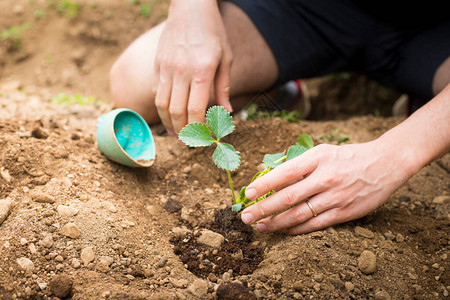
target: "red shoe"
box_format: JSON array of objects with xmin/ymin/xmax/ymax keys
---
[{"xmin": 274, "ymin": 79, "xmax": 311, "ymax": 118}]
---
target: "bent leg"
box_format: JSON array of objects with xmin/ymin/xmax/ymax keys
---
[
  {"xmin": 110, "ymin": 2, "xmax": 278, "ymax": 124},
  {"xmin": 110, "ymin": 22, "xmax": 164, "ymax": 123},
  {"xmin": 433, "ymin": 56, "xmax": 450, "ymax": 96}
]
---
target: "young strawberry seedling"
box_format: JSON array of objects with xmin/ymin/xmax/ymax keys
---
[
  {"xmin": 231, "ymin": 133, "xmax": 314, "ymax": 212},
  {"xmin": 179, "ymin": 106, "xmax": 241, "ymax": 204},
  {"xmin": 179, "ymin": 106, "xmax": 315, "ymax": 212}
]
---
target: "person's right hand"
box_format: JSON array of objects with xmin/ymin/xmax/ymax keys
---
[{"xmin": 153, "ymin": 0, "xmax": 233, "ymax": 135}]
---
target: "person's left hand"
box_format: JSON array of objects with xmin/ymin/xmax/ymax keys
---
[{"xmin": 240, "ymin": 141, "xmax": 413, "ymax": 235}]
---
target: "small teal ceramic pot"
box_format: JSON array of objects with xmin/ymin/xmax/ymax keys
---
[{"xmin": 96, "ymin": 108, "xmax": 155, "ymax": 167}]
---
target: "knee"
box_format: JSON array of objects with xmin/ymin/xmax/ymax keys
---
[
  {"xmin": 109, "ymin": 56, "xmax": 158, "ymax": 123},
  {"xmin": 433, "ymin": 56, "xmax": 450, "ymax": 95},
  {"xmin": 109, "ymin": 57, "xmax": 130, "ymax": 109}
]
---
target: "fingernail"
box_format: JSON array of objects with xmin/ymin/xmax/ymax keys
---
[
  {"xmin": 241, "ymin": 212, "xmax": 254, "ymax": 224},
  {"xmin": 245, "ymin": 188, "xmax": 256, "ymax": 199},
  {"xmin": 256, "ymin": 223, "xmax": 267, "ymax": 233},
  {"xmin": 167, "ymin": 129, "xmax": 175, "ymax": 136}
]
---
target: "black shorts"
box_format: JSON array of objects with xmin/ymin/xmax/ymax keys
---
[{"xmin": 226, "ymin": 0, "xmax": 450, "ymax": 99}]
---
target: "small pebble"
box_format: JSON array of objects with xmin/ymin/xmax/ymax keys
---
[
  {"xmin": 197, "ymin": 229, "xmax": 224, "ymax": 249},
  {"xmin": 0, "ymin": 199, "xmax": 12, "ymax": 226},
  {"xmin": 39, "ymin": 234, "xmax": 53, "ymax": 248},
  {"xmin": 28, "ymin": 243, "xmax": 37, "ymax": 255},
  {"xmin": 71, "ymin": 258, "xmax": 81, "ymax": 269},
  {"xmin": 358, "ymin": 250, "xmax": 377, "ymax": 275},
  {"xmin": 293, "ymin": 281, "xmax": 303, "ymax": 291},
  {"xmin": 345, "ymin": 281, "xmax": 354, "ymax": 291},
  {"xmin": 395, "ymin": 233, "xmax": 404, "ymax": 243},
  {"xmin": 57, "ymin": 205, "xmax": 79, "ymax": 218},
  {"xmin": 432, "ymin": 195, "xmax": 450, "ymax": 204},
  {"xmin": 80, "ymin": 247, "xmax": 95, "ymax": 265},
  {"xmin": 156, "ymin": 257, "xmax": 167, "ymax": 268},
  {"xmin": 61, "ymin": 223, "xmax": 81, "ymax": 239},
  {"xmin": 31, "ymin": 127, "xmax": 49, "ymax": 139},
  {"xmin": 31, "ymin": 191, "xmax": 55, "ymax": 204},
  {"xmin": 354, "ymin": 226, "xmax": 375, "ymax": 238},
  {"xmin": 17, "ymin": 257, "xmax": 35, "ymax": 272},
  {"xmin": 312, "ymin": 273, "xmax": 324, "ymax": 283},
  {"xmin": 374, "ymin": 289, "xmax": 391, "ymax": 300},
  {"xmin": 188, "ymin": 278, "xmax": 208, "ymax": 298}
]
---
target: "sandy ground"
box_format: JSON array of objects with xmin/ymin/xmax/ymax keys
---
[{"xmin": 1, "ymin": 1, "xmax": 449, "ymax": 299}]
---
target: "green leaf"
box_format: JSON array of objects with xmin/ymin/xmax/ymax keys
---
[
  {"xmin": 263, "ymin": 152, "xmax": 285, "ymax": 168},
  {"xmin": 286, "ymin": 145, "xmax": 308, "ymax": 161},
  {"xmin": 297, "ymin": 134, "xmax": 314, "ymax": 149},
  {"xmin": 231, "ymin": 203, "xmax": 243, "ymax": 212},
  {"xmin": 178, "ymin": 122, "xmax": 215, "ymax": 147},
  {"xmin": 239, "ymin": 186, "xmax": 247, "ymax": 202},
  {"xmin": 212, "ymin": 142, "xmax": 241, "ymax": 171},
  {"xmin": 206, "ymin": 106, "xmax": 235, "ymax": 140}
]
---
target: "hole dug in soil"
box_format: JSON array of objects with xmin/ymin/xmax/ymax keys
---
[{"xmin": 170, "ymin": 209, "xmax": 264, "ymax": 279}]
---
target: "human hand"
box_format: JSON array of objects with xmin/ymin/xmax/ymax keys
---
[
  {"xmin": 153, "ymin": 0, "xmax": 233, "ymax": 135},
  {"xmin": 240, "ymin": 141, "xmax": 413, "ymax": 235}
]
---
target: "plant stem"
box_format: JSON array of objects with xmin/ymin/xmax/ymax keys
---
[
  {"xmin": 226, "ymin": 170, "xmax": 236, "ymax": 204},
  {"xmin": 274, "ymin": 155, "xmax": 287, "ymax": 165}
]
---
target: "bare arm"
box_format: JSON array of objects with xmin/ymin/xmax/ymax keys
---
[
  {"xmin": 154, "ymin": 0, "xmax": 232, "ymax": 135},
  {"xmin": 378, "ymin": 83, "xmax": 450, "ymax": 176},
  {"xmin": 240, "ymin": 83, "xmax": 450, "ymax": 235}
]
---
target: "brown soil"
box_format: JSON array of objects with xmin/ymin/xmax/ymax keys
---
[
  {"xmin": 1, "ymin": 1, "xmax": 449, "ymax": 300},
  {"xmin": 170, "ymin": 209, "xmax": 264, "ymax": 278}
]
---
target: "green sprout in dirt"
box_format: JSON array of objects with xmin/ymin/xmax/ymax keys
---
[
  {"xmin": 318, "ymin": 128, "xmax": 349, "ymax": 145},
  {"xmin": 139, "ymin": 3, "xmax": 153, "ymax": 18},
  {"xmin": 179, "ymin": 106, "xmax": 315, "ymax": 212},
  {"xmin": 179, "ymin": 106, "xmax": 241, "ymax": 204},
  {"xmin": 244, "ymin": 103, "xmax": 301, "ymax": 123},
  {"xmin": 231, "ymin": 133, "xmax": 314, "ymax": 212},
  {"xmin": 57, "ymin": 0, "xmax": 81, "ymax": 18},
  {"xmin": 51, "ymin": 93, "xmax": 103, "ymax": 106},
  {"xmin": 0, "ymin": 23, "xmax": 32, "ymax": 51},
  {"xmin": 34, "ymin": 9, "xmax": 47, "ymax": 19}
]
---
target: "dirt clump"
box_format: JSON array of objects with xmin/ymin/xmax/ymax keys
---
[
  {"xmin": 170, "ymin": 209, "xmax": 264, "ymax": 279},
  {"xmin": 48, "ymin": 274, "xmax": 73, "ymax": 299}
]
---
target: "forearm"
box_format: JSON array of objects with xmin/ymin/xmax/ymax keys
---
[
  {"xmin": 376, "ymin": 83, "xmax": 450, "ymax": 178},
  {"xmin": 169, "ymin": 0, "xmax": 220, "ymax": 13}
]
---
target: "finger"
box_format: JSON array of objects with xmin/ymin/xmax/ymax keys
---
[
  {"xmin": 245, "ymin": 151, "xmax": 318, "ymax": 200},
  {"xmin": 255, "ymin": 196, "xmax": 324, "ymax": 233},
  {"xmin": 274, "ymin": 176, "xmax": 304, "ymax": 192},
  {"xmin": 187, "ymin": 64, "xmax": 216, "ymax": 124},
  {"xmin": 213, "ymin": 53, "xmax": 233, "ymax": 112},
  {"xmin": 155, "ymin": 67, "xmax": 174, "ymax": 135},
  {"xmin": 282, "ymin": 208, "xmax": 343, "ymax": 235},
  {"xmin": 241, "ymin": 174, "xmax": 326, "ymax": 224},
  {"xmin": 169, "ymin": 76, "xmax": 190, "ymax": 133}
]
